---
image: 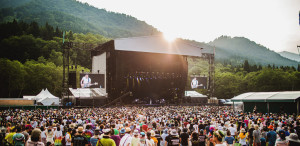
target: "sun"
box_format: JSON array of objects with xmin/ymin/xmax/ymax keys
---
[{"xmin": 163, "ymin": 32, "xmax": 177, "ymax": 42}]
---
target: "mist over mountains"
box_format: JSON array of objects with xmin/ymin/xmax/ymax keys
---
[{"xmin": 278, "ymin": 51, "xmax": 300, "ymax": 62}]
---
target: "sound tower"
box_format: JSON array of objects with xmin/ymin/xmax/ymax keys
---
[{"xmin": 68, "ymin": 72, "xmax": 77, "ymax": 89}]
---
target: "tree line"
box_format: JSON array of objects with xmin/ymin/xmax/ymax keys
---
[
  {"xmin": 188, "ymin": 58, "xmax": 300, "ymax": 99},
  {"xmin": 0, "ymin": 20, "xmax": 299, "ymax": 99},
  {"xmin": 0, "ymin": 19, "xmax": 63, "ymax": 40},
  {"xmin": 0, "ymin": 20, "xmax": 109, "ymax": 67},
  {"xmin": 0, "ymin": 20, "xmax": 109, "ymax": 98},
  {"xmin": 0, "ymin": 0, "xmax": 159, "ymax": 38}
]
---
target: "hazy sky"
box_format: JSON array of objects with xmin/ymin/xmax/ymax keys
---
[{"xmin": 78, "ymin": 0, "xmax": 300, "ymax": 54}]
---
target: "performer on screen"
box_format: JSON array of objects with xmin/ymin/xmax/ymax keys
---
[
  {"xmin": 81, "ymin": 74, "xmax": 91, "ymax": 88},
  {"xmin": 191, "ymin": 77, "xmax": 199, "ymax": 89}
]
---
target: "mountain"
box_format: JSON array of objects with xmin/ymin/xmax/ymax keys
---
[
  {"xmin": 185, "ymin": 36, "xmax": 299, "ymax": 67},
  {"xmin": 209, "ymin": 36, "xmax": 299, "ymax": 67},
  {"xmin": 0, "ymin": 0, "xmax": 298, "ymax": 67},
  {"xmin": 278, "ymin": 51, "xmax": 300, "ymax": 62},
  {"xmin": 0, "ymin": 0, "xmax": 160, "ymax": 38}
]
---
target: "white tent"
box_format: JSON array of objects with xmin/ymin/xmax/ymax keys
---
[
  {"xmin": 23, "ymin": 89, "xmax": 59, "ymax": 105},
  {"xmin": 37, "ymin": 89, "xmax": 59, "ymax": 105}
]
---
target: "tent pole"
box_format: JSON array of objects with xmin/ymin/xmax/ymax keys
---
[
  {"xmin": 297, "ymin": 100, "xmax": 299, "ymax": 116},
  {"xmin": 233, "ymin": 101, "xmax": 235, "ymax": 112},
  {"xmin": 267, "ymin": 102, "xmax": 270, "ymax": 114},
  {"xmin": 243, "ymin": 103, "xmax": 244, "ymax": 113}
]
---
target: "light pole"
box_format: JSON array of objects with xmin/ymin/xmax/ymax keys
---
[{"xmin": 297, "ymin": 45, "xmax": 300, "ymax": 115}]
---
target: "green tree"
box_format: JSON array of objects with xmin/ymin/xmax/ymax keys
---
[
  {"xmin": 243, "ymin": 60, "xmax": 250, "ymax": 72},
  {"xmin": 0, "ymin": 59, "xmax": 26, "ymax": 98},
  {"xmin": 55, "ymin": 26, "xmax": 62, "ymax": 37},
  {"xmin": 27, "ymin": 21, "xmax": 40, "ymax": 37},
  {"xmin": 48, "ymin": 50, "xmax": 63, "ymax": 66}
]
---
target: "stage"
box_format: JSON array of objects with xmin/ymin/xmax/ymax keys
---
[
  {"xmin": 91, "ymin": 35, "xmax": 209, "ymax": 104},
  {"xmin": 66, "ymin": 88, "xmax": 108, "ymax": 106}
]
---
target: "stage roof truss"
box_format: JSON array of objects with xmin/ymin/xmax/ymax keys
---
[{"xmin": 93, "ymin": 35, "xmax": 215, "ymax": 57}]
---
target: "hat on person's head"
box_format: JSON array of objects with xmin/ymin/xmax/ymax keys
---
[
  {"xmin": 133, "ymin": 130, "xmax": 139, "ymax": 135},
  {"xmin": 150, "ymin": 130, "xmax": 155, "ymax": 137},
  {"xmin": 69, "ymin": 124, "xmax": 75, "ymax": 129},
  {"xmin": 240, "ymin": 128, "xmax": 246, "ymax": 133},
  {"xmin": 125, "ymin": 127, "xmax": 131, "ymax": 133},
  {"xmin": 140, "ymin": 132, "xmax": 145, "ymax": 137},
  {"xmin": 0, "ymin": 127, "xmax": 6, "ymax": 133},
  {"xmin": 286, "ymin": 133, "xmax": 300, "ymax": 143},
  {"xmin": 254, "ymin": 125, "xmax": 259, "ymax": 130},
  {"xmin": 103, "ymin": 129, "xmax": 111, "ymax": 134},
  {"xmin": 171, "ymin": 129, "xmax": 177, "ymax": 135},
  {"xmin": 77, "ymin": 126, "xmax": 84, "ymax": 133},
  {"xmin": 120, "ymin": 128, "xmax": 125, "ymax": 134}
]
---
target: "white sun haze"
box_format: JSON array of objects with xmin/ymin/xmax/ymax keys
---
[{"xmin": 78, "ymin": 0, "xmax": 300, "ymax": 53}]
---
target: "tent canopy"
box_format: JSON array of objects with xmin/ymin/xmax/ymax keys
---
[
  {"xmin": 23, "ymin": 89, "xmax": 59, "ymax": 105},
  {"xmin": 231, "ymin": 91, "xmax": 300, "ymax": 102}
]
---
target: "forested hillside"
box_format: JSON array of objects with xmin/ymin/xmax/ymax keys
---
[
  {"xmin": 183, "ymin": 36, "xmax": 299, "ymax": 67},
  {"xmin": 0, "ymin": 20, "xmax": 300, "ymax": 99},
  {"xmin": 0, "ymin": 20, "xmax": 108, "ymax": 98},
  {"xmin": 0, "ymin": 0, "xmax": 160, "ymax": 38},
  {"xmin": 209, "ymin": 36, "xmax": 299, "ymax": 67},
  {"xmin": 1, "ymin": 0, "xmax": 300, "ymax": 99}
]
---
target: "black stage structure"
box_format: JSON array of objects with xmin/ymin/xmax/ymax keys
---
[{"xmin": 92, "ymin": 35, "xmax": 214, "ymax": 105}]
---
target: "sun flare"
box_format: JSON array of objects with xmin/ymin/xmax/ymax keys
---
[{"xmin": 163, "ymin": 33, "xmax": 176, "ymax": 42}]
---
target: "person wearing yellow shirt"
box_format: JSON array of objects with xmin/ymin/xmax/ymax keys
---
[
  {"xmin": 5, "ymin": 126, "xmax": 16, "ymax": 145},
  {"xmin": 97, "ymin": 129, "xmax": 116, "ymax": 146}
]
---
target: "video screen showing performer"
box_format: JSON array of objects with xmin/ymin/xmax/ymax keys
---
[
  {"xmin": 81, "ymin": 74, "xmax": 92, "ymax": 88},
  {"xmin": 79, "ymin": 73, "xmax": 104, "ymax": 88},
  {"xmin": 190, "ymin": 77, "xmax": 207, "ymax": 89}
]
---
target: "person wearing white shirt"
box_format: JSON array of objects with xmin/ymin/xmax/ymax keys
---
[
  {"xmin": 193, "ymin": 124, "xmax": 199, "ymax": 133},
  {"xmin": 191, "ymin": 77, "xmax": 199, "ymax": 89},
  {"xmin": 77, "ymin": 119, "xmax": 83, "ymax": 125},
  {"xmin": 81, "ymin": 74, "xmax": 91, "ymax": 88},
  {"xmin": 54, "ymin": 127, "xmax": 63, "ymax": 145},
  {"xmin": 32, "ymin": 120, "xmax": 38, "ymax": 128},
  {"xmin": 228, "ymin": 124, "xmax": 237, "ymax": 137},
  {"xmin": 63, "ymin": 119, "xmax": 67, "ymax": 126},
  {"xmin": 65, "ymin": 128, "xmax": 72, "ymax": 146},
  {"xmin": 119, "ymin": 128, "xmax": 132, "ymax": 146}
]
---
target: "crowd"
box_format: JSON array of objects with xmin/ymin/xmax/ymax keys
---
[{"xmin": 1, "ymin": 105, "xmax": 300, "ymax": 146}]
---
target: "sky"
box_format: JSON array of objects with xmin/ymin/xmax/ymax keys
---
[{"xmin": 77, "ymin": 0, "xmax": 300, "ymax": 54}]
